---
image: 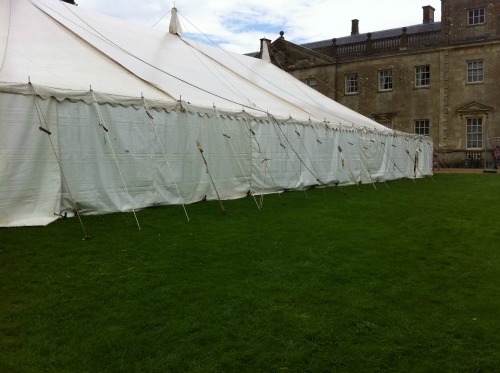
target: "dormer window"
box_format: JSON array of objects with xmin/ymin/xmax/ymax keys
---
[{"xmin": 468, "ymin": 8, "xmax": 485, "ymax": 26}]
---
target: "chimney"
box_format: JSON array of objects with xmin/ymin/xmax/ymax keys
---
[
  {"xmin": 260, "ymin": 38, "xmax": 271, "ymax": 63},
  {"xmin": 351, "ymin": 19, "xmax": 359, "ymax": 35},
  {"xmin": 422, "ymin": 5, "xmax": 435, "ymax": 23}
]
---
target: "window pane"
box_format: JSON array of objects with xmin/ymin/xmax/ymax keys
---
[
  {"xmin": 468, "ymin": 8, "xmax": 485, "ymax": 25},
  {"xmin": 379, "ymin": 70, "xmax": 393, "ymax": 91},
  {"xmin": 345, "ymin": 74, "xmax": 358, "ymax": 94},
  {"xmin": 467, "ymin": 60, "xmax": 484, "ymax": 83},
  {"xmin": 415, "ymin": 65, "xmax": 430, "ymax": 87},
  {"xmin": 466, "ymin": 118, "xmax": 483, "ymax": 148},
  {"xmin": 414, "ymin": 120, "xmax": 429, "ymax": 135}
]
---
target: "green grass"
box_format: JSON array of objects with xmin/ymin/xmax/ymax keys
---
[{"xmin": 1, "ymin": 174, "xmax": 500, "ymax": 372}]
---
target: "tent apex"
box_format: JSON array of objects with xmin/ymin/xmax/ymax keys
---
[{"xmin": 169, "ymin": 7, "xmax": 183, "ymax": 36}]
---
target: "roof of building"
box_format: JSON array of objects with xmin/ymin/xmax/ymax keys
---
[
  {"xmin": 246, "ymin": 21, "xmax": 441, "ymax": 57},
  {"xmin": 300, "ymin": 22, "xmax": 441, "ymax": 49}
]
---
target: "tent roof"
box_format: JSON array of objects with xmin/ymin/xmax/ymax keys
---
[{"xmin": 0, "ymin": 0, "xmax": 392, "ymax": 131}]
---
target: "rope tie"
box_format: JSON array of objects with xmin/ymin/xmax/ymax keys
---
[
  {"xmin": 38, "ymin": 127, "xmax": 51, "ymax": 135},
  {"xmin": 98, "ymin": 122, "xmax": 108, "ymax": 132}
]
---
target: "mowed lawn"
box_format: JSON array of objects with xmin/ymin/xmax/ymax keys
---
[{"xmin": 1, "ymin": 174, "xmax": 499, "ymax": 372}]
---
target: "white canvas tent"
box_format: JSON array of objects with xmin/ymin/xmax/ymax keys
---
[{"xmin": 0, "ymin": 0, "xmax": 433, "ymax": 227}]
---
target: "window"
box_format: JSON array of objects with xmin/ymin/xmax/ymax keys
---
[
  {"xmin": 345, "ymin": 74, "xmax": 358, "ymax": 94},
  {"xmin": 414, "ymin": 120, "xmax": 430, "ymax": 135},
  {"xmin": 306, "ymin": 78, "xmax": 317, "ymax": 90},
  {"xmin": 466, "ymin": 117, "xmax": 483, "ymax": 148},
  {"xmin": 373, "ymin": 113, "xmax": 396, "ymax": 129},
  {"xmin": 377, "ymin": 119, "xmax": 393, "ymax": 129},
  {"xmin": 415, "ymin": 65, "xmax": 430, "ymax": 87},
  {"xmin": 468, "ymin": 8, "xmax": 485, "ymax": 25},
  {"xmin": 467, "ymin": 60, "xmax": 484, "ymax": 83},
  {"xmin": 378, "ymin": 70, "xmax": 393, "ymax": 91}
]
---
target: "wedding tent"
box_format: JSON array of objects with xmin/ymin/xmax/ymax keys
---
[{"xmin": 0, "ymin": 0, "xmax": 433, "ymax": 227}]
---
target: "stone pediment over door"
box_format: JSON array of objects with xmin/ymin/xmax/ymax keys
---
[{"xmin": 457, "ymin": 102, "xmax": 493, "ymax": 118}]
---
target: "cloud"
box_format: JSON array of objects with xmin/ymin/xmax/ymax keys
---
[{"xmin": 78, "ymin": 0, "xmax": 442, "ymax": 54}]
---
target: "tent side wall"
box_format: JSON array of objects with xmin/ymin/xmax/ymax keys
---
[
  {"xmin": 0, "ymin": 91, "xmax": 433, "ymax": 227},
  {"xmin": 0, "ymin": 94, "xmax": 61, "ymax": 226}
]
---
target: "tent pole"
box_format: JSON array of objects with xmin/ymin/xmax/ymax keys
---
[
  {"xmin": 90, "ymin": 90, "xmax": 141, "ymax": 230},
  {"xmin": 213, "ymin": 105, "xmax": 260, "ymax": 211},
  {"xmin": 275, "ymin": 116, "xmax": 326, "ymax": 187},
  {"xmin": 196, "ymin": 140, "xmax": 226, "ymax": 214},
  {"xmin": 394, "ymin": 132, "xmax": 418, "ymax": 184},
  {"xmin": 242, "ymin": 110, "xmax": 284, "ymax": 206},
  {"xmin": 308, "ymin": 120, "xmax": 329, "ymax": 194},
  {"xmin": 180, "ymin": 102, "xmax": 226, "ymax": 214},
  {"xmin": 142, "ymin": 96, "xmax": 190, "ymax": 222},
  {"xmin": 268, "ymin": 114, "xmax": 309, "ymax": 199},
  {"xmin": 326, "ymin": 124, "xmax": 358, "ymax": 191},
  {"xmin": 377, "ymin": 131, "xmax": 415, "ymax": 184},
  {"xmin": 322, "ymin": 124, "xmax": 346, "ymax": 194},
  {"xmin": 362, "ymin": 127, "xmax": 389, "ymax": 189},
  {"xmin": 415, "ymin": 139, "xmax": 434, "ymax": 181},
  {"xmin": 291, "ymin": 118, "xmax": 328, "ymax": 189},
  {"xmin": 29, "ymin": 82, "xmax": 91, "ymax": 240},
  {"xmin": 353, "ymin": 128, "xmax": 377, "ymax": 190}
]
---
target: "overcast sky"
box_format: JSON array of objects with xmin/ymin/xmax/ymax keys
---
[{"xmin": 78, "ymin": 0, "xmax": 442, "ymax": 54}]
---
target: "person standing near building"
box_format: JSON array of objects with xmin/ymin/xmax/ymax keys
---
[
  {"xmin": 433, "ymin": 153, "xmax": 440, "ymax": 171},
  {"xmin": 493, "ymin": 146, "xmax": 500, "ymax": 169}
]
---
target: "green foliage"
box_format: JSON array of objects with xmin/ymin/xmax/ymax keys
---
[{"xmin": 1, "ymin": 174, "xmax": 500, "ymax": 372}]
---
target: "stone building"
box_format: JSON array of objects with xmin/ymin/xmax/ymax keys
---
[{"xmin": 254, "ymin": 0, "xmax": 500, "ymax": 167}]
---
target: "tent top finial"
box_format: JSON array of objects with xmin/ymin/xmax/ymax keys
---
[{"xmin": 169, "ymin": 6, "xmax": 183, "ymax": 36}]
